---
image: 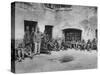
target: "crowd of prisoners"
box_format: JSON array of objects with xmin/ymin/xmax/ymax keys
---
[
  {"xmin": 13, "ymin": 33, "xmax": 97, "ymax": 62},
  {"xmin": 41, "ymin": 37, "xmax": 97, "ymax": 51}
]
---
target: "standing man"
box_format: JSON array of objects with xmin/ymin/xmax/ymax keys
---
[
  {"xmin": 23, "ymin": 26, "xmax": 32, "ymax": 58},
  {"xmin": 34, "ymin": 27, "xmax": 42, "ymax": 54},
  {"xmin": 31, "ymin": 27, "xmax": 35, "ymax": 53},
  {"xmin": 24, "ymin": 26, "xmax": 30, "ymax": 47}
]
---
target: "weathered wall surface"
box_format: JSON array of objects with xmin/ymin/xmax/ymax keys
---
[{"xmin": 15, "ymin": 2, "xmax": 97, "ymax": 41}]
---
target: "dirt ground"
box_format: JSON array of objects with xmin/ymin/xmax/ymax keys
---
[{"xmin": 15, "ymin": 49, "xmax": 97, "ymax": 73}]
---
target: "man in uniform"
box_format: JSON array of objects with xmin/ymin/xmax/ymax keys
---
[{"xmin": 34, "ymin": 27, "xmax": 42, "ymax": 54}]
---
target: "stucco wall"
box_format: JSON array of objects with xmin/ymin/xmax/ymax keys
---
[{"xmin": 15, "ymin": 2, "xmax": 97, "ymax": 41}]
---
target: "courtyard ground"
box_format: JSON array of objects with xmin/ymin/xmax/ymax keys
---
[{"xmin": 15, "ymin": 49, "xmax": 97, "ymax": 73}]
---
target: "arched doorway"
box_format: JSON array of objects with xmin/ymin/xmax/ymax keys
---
[{"xmin": 63, "ymin": 28, "xmax": 82, "ymax": 42}]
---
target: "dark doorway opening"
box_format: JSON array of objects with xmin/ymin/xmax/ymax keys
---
[
  {"xmin": 44, "ymin": 25, "xmax": 53, "ymax": 40},
  {"xmin": 24, "ymin": 20, "xmax": 37, "ymax": 53},
  {"xmin": 63, "ymin": 28, "xmax": 82, "ymax": 42},
  {"xmin": 24, "ymin": 20, "xmax": 37, "ymax": 34}
]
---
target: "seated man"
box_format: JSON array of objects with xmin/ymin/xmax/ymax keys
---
[
  {"xmin": 54, "ymin": 40, "xmax": 59, "ymax": 51},
  {"xmin": 91, "ymin": 38, "xmax": 97, "ymax": 50},
  {"xmin": 61, "ymin": 40, "xmax": 65, "ymax": 50},
  {"xmin": 86, "ymin": 39, "xmax": 91, "ymax": 51},
  {"xmin": 24, "ymin": 44, "xmax": 33, "ymax": 59},
  {"xmin": 77, "ymin": 40, "xmax": 81, "ymax": 50},
  {"xmin": 16, "ymin": 43, "xmax": 25, "ymax": 62},
  {"xmin": 81, "ymin": 39, "xmax": 86, "ymax": 51}
]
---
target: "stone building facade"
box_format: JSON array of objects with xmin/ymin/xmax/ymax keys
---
[{"xmin": 14, "ymin": 2, "xmax": 97, "ymax": 42}]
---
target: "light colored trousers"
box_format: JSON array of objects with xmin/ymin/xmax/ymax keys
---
[{"xmin": 34, "ymin": 42, "xmax": 41, "ymax": 54}]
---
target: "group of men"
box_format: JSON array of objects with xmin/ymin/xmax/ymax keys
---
[
  {"xmin": 60, "ymin": 39, "xmax": 97, "ymax": 51},
  {"xmin": 41, "ymin": 38, "xmax": 97, "ymax": 52},
  {"xmin": 16, "ymin": 26, "xmax": 43, "ymax": 62},
  {"xmin": 24, "ymin": 26, "xmax": 42, "ymax": 55},
  {"xmin": 15, "ymin": 26, "xmax": 97, "ymax": 62}
]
